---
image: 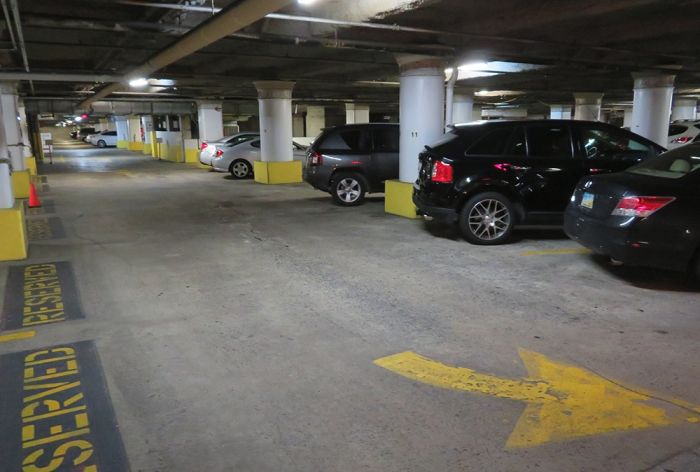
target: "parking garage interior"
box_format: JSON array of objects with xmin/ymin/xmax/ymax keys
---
[{"xmin": 1, "ymin": 1, "xmax": 700, "ymax": 471}]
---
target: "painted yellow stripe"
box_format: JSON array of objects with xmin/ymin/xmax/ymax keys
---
[
  {"xmin": 522, "ymin": 248, "xmax": 592, "ymax": 256},
  {"xmin": 0, "ymin": 330, "xmax": 36, "ymax": 343}
]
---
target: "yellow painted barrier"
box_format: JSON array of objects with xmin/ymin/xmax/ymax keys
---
[
  {"xmin": 117, "ymin": 140, "xmax": 128, "ymax": 149},
  {"xmin": 253, "ymin": 160, "xmax": 302, "ymax": 184},
  {"xmin": 128, "ymin": 141, "xmax": 144, "ymax": 152},
  {"xmin": 384, "ymin": 179, "xmax": 419, "ymax": 219},
  {"xmin": 0, "ymin": 201, "xmax": 28, "ymax": 261},
  {"xmin": 25, "ymin": 156, "xmax": 37, "ymax": 176},
  {"xmin": 11, "ymin": 170, "xmax": 31, "ymax": 199}
]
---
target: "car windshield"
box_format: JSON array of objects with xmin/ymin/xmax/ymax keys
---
[{"xmin": 627, "ymin": 145, "xmax": 700, "ymax": 179}]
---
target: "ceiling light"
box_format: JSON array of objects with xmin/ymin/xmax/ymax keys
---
[
  {"xmin": 128, "ymin": 77, "xmax": 149, "ymax": 88},
  {"xmin": 75, "ymin": 116, "xmax": 83, "ymax": 122},
  {"xmin": 297, "ymin": 0, "xmax": 316, "ymax": 4}
]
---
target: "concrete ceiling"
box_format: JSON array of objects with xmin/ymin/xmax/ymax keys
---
[{"xmin": 5, "ymin": 0, "xmax": 700, "ymax": 113}]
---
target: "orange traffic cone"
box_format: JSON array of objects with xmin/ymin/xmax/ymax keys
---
[{"xmin": 28, "ymin": 182, "xmax": 41, "ymax": 208}]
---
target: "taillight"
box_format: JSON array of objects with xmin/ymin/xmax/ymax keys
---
[
  {"xmin": 215, "ymin": 149, "xmax": 223, "ymax": 157},
  {"xmin": 201, "ymin": 142, "xmax": 208, "ymax": 150},
  {"xmin": 612, "ymin": 196, "xmax": 675, "ymax": 218},
  {"xmin": 310, "ymin": 151, "xmax": 323, "ymax": 166},
  {"xmin": 430, "ymin": 160, "xmax": 453, "ymax": 183},
  {"xmin": 671, "ymin": 136, "xmax": 692, "ymax": 144}
]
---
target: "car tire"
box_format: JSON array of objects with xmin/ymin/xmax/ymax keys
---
[
  {"xmin": 97, "ymin": 140, "xmax": 106, "ymax": 148},
  {"xmin": 331, "ymin": 172, "xmax": 368, "ymax": 206},
  {"xmin": 229, "ymin": 160, "xmax": 252, "ymax": 179},
  {"xmin": 459, "ymin": 192, "xmax": 515, "ymax": 245}
]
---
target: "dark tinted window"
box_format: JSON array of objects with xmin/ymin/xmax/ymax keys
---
[
  {"xmin": 103, "ymin": 131, "xmax": 117, "ymax": 136},
  {"xmin": 466, "ymin": 126, "xmax": 514, "ymax": 155},
  {"xmin": 372, "ymin": 127, "xmax": 399, "ymax": 153},
  {"xmin": 428, "ymin": 131, "xmax": 467, "ymax": 157},
  {"xmin": 580, "ymin": 126, "xmax": 652, "ymax": 160},
  {"xmin": 154, "ymin": 115, "xmax": 167, "ymax": 132},
  {"xmin": 508, "ymin": 127, "xmax": 526, "ymax": 155},
  {"xmin": 251, "ymin": 140, "xmax": 261, "ymax": 148},
  {"xmin": 527, "ymin": 125, "xmax": 572, "ymax": 158},
  {"xmin": 319, "ymin": 129, "xmax": 369, "ymax": 152},
  {"xmin": 168, "ymin": 115, "xmax": 181, "ymax": 132},
  {"xmin": 669, "ymin": 125, "xmax": 689, "ymax": 136},
  {"xmin": 227, "ymin": 135, "xmax": 256, "ymax": 146}
]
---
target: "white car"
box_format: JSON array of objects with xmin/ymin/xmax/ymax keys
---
[
  {"xmin": 668, "ymin": 120, "xmax": 700, "ymax": 149},
  {"xmin": 199, "ymin": 132, "xmax": 259, "ymax": 166},
  {"xmin": 211, "ymin": 138, "xmax": 307, "ymax": 178},
  {"xmin": 88, "ymin": 130, "xmax": 118, "ymax": 147}
]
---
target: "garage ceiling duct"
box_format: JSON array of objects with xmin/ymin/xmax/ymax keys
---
[{"xmin": 77, "ymin": 0, "xmax": 293, "ymax": 110}]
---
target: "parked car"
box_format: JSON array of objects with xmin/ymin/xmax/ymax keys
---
[
  {"xmin": 211, "ymin": 138, "xmax": 307, "ymax": 178},
  {"xmin": 88, "ymin": 130, "xmax": 118, "ymax": 147},
  {"xmin": 303, "ymin": 123, "xmax": 400, "ymax": 206},
  {"xmin": 77, "ymin": 128, "xmax": 96, "ymax": 141},
  {"xmin": 565, "ymin": 144, "xmax": 700, "ymax": 279},
  {"xmin": 199, "ymin": 132, "xmax": 259, "ymax": 166},
  {"xmin": 668, "ymin": 121, "xmax": 700, "ymax": 149},
  {"xmin": 413, "ymin": 120, "xmax": 664, "ymax": 245}
]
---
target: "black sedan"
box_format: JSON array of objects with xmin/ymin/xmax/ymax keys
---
[{"xmin": 565, "ymin": 144, "xmax": 700, "ymax": 279}]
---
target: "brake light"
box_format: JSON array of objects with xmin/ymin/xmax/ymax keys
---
[
  {"xmin": 671, "ymin": 136, "xmax": 692, "ymax": 144},
  {"xmin": 430, "ymin": 160, "xmax": 453, "ymax": 183},
  {"xmin": 201, "ymin": 142, "xmax": 208, "ymax": 150},
  {"xmin": 310, "ymin": 151, "xmax": 323, "ymax": 166},
  {"xmin": 612, "ymin": 196, "xmax": 675, "ymax": 218},
  {"xmin": 215, "ymin": 149, "xmax": 223, "ymax": 157}
]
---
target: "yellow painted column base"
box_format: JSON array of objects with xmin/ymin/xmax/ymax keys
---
[
  {"xmin": 385, "ymin": 179, "xmax": 419, "ymax": 219},
  {"xmin": 117, "ymin": 140, "xmax": 128, "ymax": 149},
  {"xmin": 25, "ymin": 156, "xmax": 37, "ymax": 176},
  {"xmin": 11, "ymin": 170, "xmax": 31, "ymax": 199},
  {"xmin": 128, "ymin": 141, "xmax": 144, "ymax": 151},
  {"xmin": 0, "ymin": 201, "xmax": 28, "ymax": 261},
  {"xmin": 254, "ymin": 161, "xmax": 302, "ymax": 184}
]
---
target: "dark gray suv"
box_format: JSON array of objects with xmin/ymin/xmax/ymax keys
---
[{"xmin": 303, "ymin": 123, "xmax": 400, "ymax": 206}]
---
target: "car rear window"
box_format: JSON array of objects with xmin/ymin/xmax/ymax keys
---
[
  {"xmin": 669, "ymin": 125, "xmax": 689, "ymax": 136},
  {"xmin": 627, "ymin": 145, "xmax": 700, "ymax": 179},
  {"xmin": 319, "ymin": 129, "xmax": 369, "ymax": 152},
  {"xmin": 466, "ymin": 126, "xmax": 514, "ymax": 155}
]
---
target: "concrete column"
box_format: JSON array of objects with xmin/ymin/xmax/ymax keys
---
[
  {"xmin": 622, "ymin": 106, "xmax": 634, "ymax": 128},
  {"xmin": 472, "ymin": 105, "xmax": 483, "ymax": 122},
  {"xmin": 115, "ymin": 116, "xmax": 129, "ymax": 149},
  {"xmin": 549, "ymin": 104, "xmax": 572, "ymax": 120},
  {"xmin": 631, "ymin": 73, "xmax": 675, "ymax": 146},
  {"xmin": 453, "ymin": 93, "xmax": 475, "ymax": 124},
  {"xmin": 345, "ymin": 103, "xmax": 370, "ymax": 124},
  {"xmin": 253, "ymin": 81, "xmax": 300, "ymax": 184},
  {"xmin": 386, "ymin": 55, "xmax": 445, "ymax": 218},
  {"xmin": 141, "ymin": 115, "xmax": 154, "ymax": 155},
  {"xmin": 197, "ymin": 101, "xmax": 224, "ymax": 142},
  {"xmin": 671, "ymin": 98, "xmax": 697, "ymax": 121},
  {"xmin": 574, "ymin": 93, "xmax": 603, "ymax": 121},
  {"xmin": 0, "ymin": 121, "xmax": 12, "ymax": 208},
  {"xmin": 0, "ymin": 82, "xmax": 24, "ymax": 171},
  {"xmin": 17, "ymin": 100, "xmax": 31, "ymax": 158},
  {"xmin": 305, "ymin": 106, "xmax": 325, "ymax": 138},
  {"xmin": 444, "ymin": 70, "xmax": 457, "ymax": 130}
]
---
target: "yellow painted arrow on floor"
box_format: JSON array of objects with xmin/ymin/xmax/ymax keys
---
[{"xmin": 374, "ymin": 349, "xmax": 700, "ymax": 448}]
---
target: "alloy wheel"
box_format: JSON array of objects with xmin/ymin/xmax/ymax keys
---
[
  {"xmin": 336, "ymin": 178, "xmax": 361, "ymax": 203},
  {"xmin": 232, "ymin": 161, "xmax": 250, "ymax": 178},
  {"xmin": 468, "ymin": 199, "xmax": 511, "ymax": 241}
]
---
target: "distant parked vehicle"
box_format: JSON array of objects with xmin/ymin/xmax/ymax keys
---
[
  {"xmin": 565, "ymin": 144, "xmax": 700, "ymax": 279},
  {"xmin": 413, "ymin": 120, "xmax": 664, "ymax": 245},
  {"xmin": 303, "ymin": 123, "xmax": 400, "ymax": 206},
  {"xmin": 88, "ymin": 130, "xmax": 118, "ymax": 147},
  {"xmin": 199, "ymin": 132, "xmax": 259, "ymax": 166},
  {"xmin": 77, "ymin": 128, "xmax": 96, "ymax": 141},
  {"xmin": 667, "ymin": 121, "xmax": 700, "ymax": 149},
  {"xmin": 211, "ymin": 139, "xmax": 307, "ymax": 179}
]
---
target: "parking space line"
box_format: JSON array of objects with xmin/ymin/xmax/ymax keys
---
[
  {"xmin": 521, "ymin": 248, "xmax": 592, "ymax": 256},
  {"xmin": 0, "ymin": 330, "xmax": 36, "ymax": 343}
]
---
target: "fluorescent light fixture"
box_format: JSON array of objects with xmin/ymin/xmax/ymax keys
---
[
  {"xmin": 128, "ymin": 77, "xmax": 149, "ymax": 88},
  {"xmin": 297, "ymin": 0, "xmax": 316, "ymax": 4}
]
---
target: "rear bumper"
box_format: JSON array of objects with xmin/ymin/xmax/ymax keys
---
[
  {"xmin": 303, "ymin": 166, "xmax": 332, "ymax": 192},
  {"xmin": 413, "ymin": 189, "xmax": 458, "ymax": 224},
  {"xmin": 564, "ymin": 206, "xmax": 690, "ymax": 272}
]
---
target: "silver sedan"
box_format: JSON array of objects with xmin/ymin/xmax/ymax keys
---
[{"xmin": 211, "ymin": 139, "xmax": 307, "ymax": 179}]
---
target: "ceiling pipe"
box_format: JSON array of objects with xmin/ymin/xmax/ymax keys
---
[
  {"xmin": 8, "ymin": 0, "xmax": 34, "ymax": 94},
  {"xmin": 76, "ymin": 0, "xmax": 293, "ymax": 110},
  {"xmin": 0, "ymin": 72, "xmax": 122, "ymax": 82},
  {"xmin": 0, "ymin": 0, "xmax": 17, "ymax": 51}
]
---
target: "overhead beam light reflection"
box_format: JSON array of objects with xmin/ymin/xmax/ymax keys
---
[{"xmin": 128, "ymin": 77, "xmax": 149, "ymax": 88}]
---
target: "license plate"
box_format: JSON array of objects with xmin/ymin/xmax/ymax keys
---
[{"xmin": 581, "ymin": 192, "xmax": 595, "ymax": 209}]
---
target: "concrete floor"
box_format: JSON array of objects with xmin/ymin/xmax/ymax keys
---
[{"xmin": 2, "ymin": 145, "xmax": 700, "ymax": 471}]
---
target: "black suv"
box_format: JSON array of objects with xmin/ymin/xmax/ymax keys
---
[
  {"xmin": 304, "ymin": 123, "xmax": 399, "ymax": 206},
  {"xmin": 413, "ymin": 120, "xmax": 665, "ymax": 245}
]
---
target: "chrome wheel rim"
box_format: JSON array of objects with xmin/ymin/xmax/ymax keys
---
[
  {"xmin": 232, "ymin": 162, "xmax": 249, "ymax": 178},
  {"xmin": 337, "ymin": 178, "xmax": 361, "ymax": 203},
  {"xmin": 468, "ymin": 199, "xmax": 510, "ymax": 241}
]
